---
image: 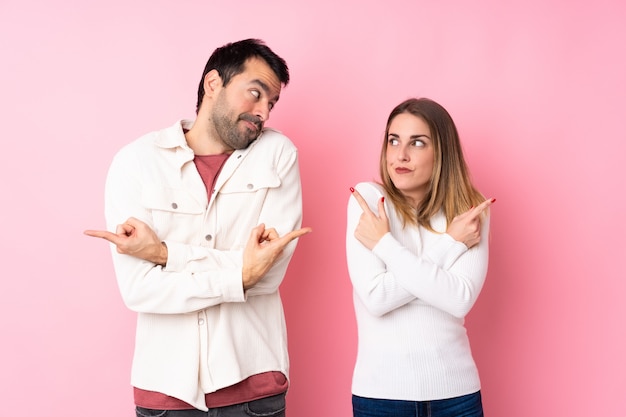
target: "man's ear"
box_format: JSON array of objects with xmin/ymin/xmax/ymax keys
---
[{"xmin": 203, "ymin": 69, "xmax": 222, "ymax": 97}]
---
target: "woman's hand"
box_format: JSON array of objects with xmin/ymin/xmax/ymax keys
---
[
  {"xmin": 350, "ymin": 187, "xmax": 390, "ymax": 251},
  {"xmin": 446, "ymin": 198, "xmax": 495, "ymax": 248}
]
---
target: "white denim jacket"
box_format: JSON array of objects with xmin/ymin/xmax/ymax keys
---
[{"xmin": 104, "ymin": 120, "xmax": 303, "ymax": 411}]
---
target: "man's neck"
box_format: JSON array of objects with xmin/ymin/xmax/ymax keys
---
[{"xmin": 184, "ymin": 118, "xmax": 233, "ymax": 156}]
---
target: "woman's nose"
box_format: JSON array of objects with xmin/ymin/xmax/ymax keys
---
[{"xmin": 397, "ymin": 146, "xmax": 409, "ymax": 161}]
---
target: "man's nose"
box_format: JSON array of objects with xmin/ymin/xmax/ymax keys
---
[{"xmin": 253, "ymin": 102, "xmax": 270, "ymax": 123}]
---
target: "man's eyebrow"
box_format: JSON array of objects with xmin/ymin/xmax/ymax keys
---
[{"xmin": 250, "ymin": 79, "xmax": 280, "ymax": 102}]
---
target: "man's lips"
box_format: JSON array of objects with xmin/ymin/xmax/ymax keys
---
[
  {"xmin": 242, "ymin": 120, "xmax": 259, "ymax": 131},
  {"xmin": 240, "ymin": 116, "xmax": 262, "ymax": 132}
]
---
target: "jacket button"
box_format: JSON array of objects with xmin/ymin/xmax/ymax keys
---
[
  {"xmin": 246, "ymin": 183, "xmax": 253, "ymax": 189},
  {"xmin": 171, "ymin": 202, "xmax": 178, "ymax": 209},
  {"xmin": 205, "ymin": 234, "xmax": 212, "ymax": 241}
]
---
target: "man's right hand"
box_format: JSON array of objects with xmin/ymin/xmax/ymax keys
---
[
  {"xmin": 84, "ymin": 217, "xmax": 168, "ymax": 266},
  {"xmin": 242, "ymin": 224, "xmax": 312, "ymax": 290}
]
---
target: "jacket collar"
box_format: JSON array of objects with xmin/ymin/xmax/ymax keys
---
[
  {"xmin": 154, "ymin": 120, "xmax": 193, "ymax": 150},
  {"xmin": 154, "ymin": 119, "xmax": 264, "ymax": 155},
  {"xmin": 152, "ymin": 119, "xmax": 265, "ymax": 177}
]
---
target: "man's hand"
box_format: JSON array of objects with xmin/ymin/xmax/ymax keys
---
[
  {"xmin": 446, "ymin": 198, "xmax": 495, "ymax": 249},
  {"xmin": 84, "ymin": 217, "xmax": 168, "ymax": 266},
  {"xmin": 242, "ymin": 224, "xmax": 312, "ymax": 290},
  {"xmin": 350, "ymin": 187, "xmax": 390, "ymax": 251}
]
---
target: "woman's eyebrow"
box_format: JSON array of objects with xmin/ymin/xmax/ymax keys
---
[{"xmin": 387, "ymin": 133, "xmax": 431, "ymax": 139}]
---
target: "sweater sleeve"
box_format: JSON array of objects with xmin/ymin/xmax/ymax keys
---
[
  {"xmin": 347, "ymin": 182, "xmax": 490, "ymax": 319},
  {"xmin": 372, "ymin": 215, "xmax": 490, "ymax": 318},
  {"xmin": 346, "ymin": 183, "xmax": 416, "ymax": 317}
]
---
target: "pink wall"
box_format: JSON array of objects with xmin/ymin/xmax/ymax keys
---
[{"xmin": 2, "ymin": 0, "xmax": 624, "ymax": 415}]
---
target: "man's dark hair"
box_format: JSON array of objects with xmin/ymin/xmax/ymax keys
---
[{"xmin": 196, "ymin": 39, "xmax": 290, "ymax": 113}]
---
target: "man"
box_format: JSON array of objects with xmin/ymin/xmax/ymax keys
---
[{"xmin": 85, "ymin": 39, "xmax": 311, "ymax": 416}]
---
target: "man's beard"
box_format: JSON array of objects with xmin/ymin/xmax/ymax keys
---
[{"xmin": 212, "ymin": 101, "xmax": 262, "ymax": 150}]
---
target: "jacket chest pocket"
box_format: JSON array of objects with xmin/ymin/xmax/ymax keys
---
[
  {"xmin": 219, "ymin": 167, "xmax": 281, "ymax": 194},
  {"xmin": 217, "ymin": 169, "xmax": 281, "ymax": 224},
  {"xmin": 141, "ymin": 185, "xmax": 204, "ymax": 241}
]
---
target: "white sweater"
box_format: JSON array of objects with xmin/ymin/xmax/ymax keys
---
[{"xmin": 346, "ymin": 182, "xmax": 490, "ymax": 401}]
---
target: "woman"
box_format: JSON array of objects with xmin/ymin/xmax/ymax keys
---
[{"xmin": 347, "ymin": 98, "xmax": 494, "ymax": 417}]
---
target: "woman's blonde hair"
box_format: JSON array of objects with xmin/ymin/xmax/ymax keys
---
[{"xmin": 379, "ymin": 98, "xmax": 484, "ymax": 231}]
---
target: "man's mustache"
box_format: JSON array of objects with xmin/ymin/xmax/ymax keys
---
[{"xmin": 239, "ymin": 114, "xmax": 262, "ymax": 130}]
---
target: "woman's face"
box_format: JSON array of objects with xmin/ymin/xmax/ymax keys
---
[{"xmin": 385, "ymin": 112, "xmax": 435, "ymax": 206}]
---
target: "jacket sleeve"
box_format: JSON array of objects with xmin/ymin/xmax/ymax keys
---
[
  {"xmin": 104, "ymin": 145, "xmax": 246, "ymax": 314},
  {"xmin": 244, "ymin": 146, "xmax": 303, "ymax": 297},
  {"xmin": 346, "ymin": 183, "xmax": 416, "ymax": 317}
]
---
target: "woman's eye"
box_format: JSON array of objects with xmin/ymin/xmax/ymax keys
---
[
  {"xmin": 388, "ymin": 138, "xmax": 399, "ymax": 146},
  {"xmin": 412, "ymin": 140, "xmax": 425, "ymax": 148}
]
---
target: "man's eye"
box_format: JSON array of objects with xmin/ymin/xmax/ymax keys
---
[{"xmin": 250, "ymin": 90, "xmax": 260, "ymax": 99}]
